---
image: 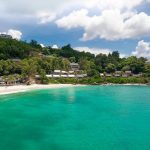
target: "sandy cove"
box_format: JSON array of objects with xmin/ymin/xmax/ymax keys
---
[{"xmin": 0, "ymin": 84, "xmax": 79, "ymax": 95}]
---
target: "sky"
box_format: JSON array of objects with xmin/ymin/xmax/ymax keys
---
[{"xmin": 0, "ymin": 0, "xmax": 150, "ymax": 58}]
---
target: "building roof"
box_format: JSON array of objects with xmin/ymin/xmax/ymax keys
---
[
  {"xmin": 0, "ymin": 34, "xmax": 12, "ymax": 39},
  {"xmin": 105, "ymin": 74, "xmax": 112, "ymax": 76},
  {"xmin": 69, "ymin": 71, "xmax": 74, "ymax": 73},
  {"xmin": 54, "ymin": 70, "xmax": 61, "ymax": 73},
  {"xmin": 115, "ymin": 71, "xmax": 122, "ymax": 74},
  {"xmin": 145, "ymin": 60, "xmax": 150, "ymax": 64},
  {"xmin": 125, "ymin": 71, "xmax": 132, "ymax": 73},
  {"xmin": 70, "ymin": 63, "xmax": 79, "ymax": 66},
  {"xmin": 61, "ymin": 71, "xmax": 67, "ymax": 74}
]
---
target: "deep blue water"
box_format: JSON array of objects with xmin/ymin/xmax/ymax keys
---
[{"xmin": 0, "ymin": 85, "xmax": 150, "ymax": 150}]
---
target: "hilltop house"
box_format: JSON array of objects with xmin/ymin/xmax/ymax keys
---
[{"xmin": 0, "ymin": 34, "xmax": 12, "ymax": 39}]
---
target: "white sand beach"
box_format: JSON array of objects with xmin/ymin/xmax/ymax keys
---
[{"xmin": 0, "ymin": 84, "xmax": 78, "ymax": 95}]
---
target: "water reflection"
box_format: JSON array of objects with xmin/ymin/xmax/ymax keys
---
[
  {"xmin": 48, "ymin": 88, "xmax": 76, "ymax": 103},
  {"xmin": 67, "ymin": 88, "xmax": 76, "ymax": 103}
]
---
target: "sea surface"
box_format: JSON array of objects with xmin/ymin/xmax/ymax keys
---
[{"xmin": 0, "ymin": 85, "xmax": 150, "ymax": 150}]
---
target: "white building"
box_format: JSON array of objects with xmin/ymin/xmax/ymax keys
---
[
  {"xmin": 100, "ymin": 73, "xmax": 104, "ymax": 77},
  {"xmin": 145, "ymin": 60, "xmax": 150, "ymax": 65},
  {"xmin": 70, "ymin": 63, "xmax": 80, "ymax": 71}
]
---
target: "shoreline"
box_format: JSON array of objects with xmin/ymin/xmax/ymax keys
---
[
  {"xmin": 0, "ymin": 84, "xmax": 81, "ymax": 96},
  {"xmin": 0, "ymin": 83, "xmax": 149, "ymax": 96},
  {"xmin": 99, "ymin": 83, "xmax": 149, "ymax": 86}
]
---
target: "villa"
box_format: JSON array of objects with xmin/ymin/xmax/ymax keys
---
[
  {"xmin": 99, "ymin": 70, "xmax": 143, "ymax": 78},
  {"xmin": 35, "ymin": 66, "xmax": 87, "ymax": 79}
]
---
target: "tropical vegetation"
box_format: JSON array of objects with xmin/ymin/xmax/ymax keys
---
[{"xmin": 0, "ymin": 37, "xmax": 150, "ymax": 85}]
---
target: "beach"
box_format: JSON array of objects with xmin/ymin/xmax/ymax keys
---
[
  {"xmin": 0, "ymin": 84, "xmax": 78, "ymax": 95},
  {"xmin": 0, "ymin": 83, "xmax": 148, "ymax": 95}
]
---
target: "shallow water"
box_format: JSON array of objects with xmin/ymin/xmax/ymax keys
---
[{"xmin": 0, "ymin": 85, "xmax": 150, "ymax": 150}]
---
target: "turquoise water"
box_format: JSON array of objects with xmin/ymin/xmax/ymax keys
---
[{"xmin": 0, "ymin": 86, "xmax": 150, "ymax": 150}]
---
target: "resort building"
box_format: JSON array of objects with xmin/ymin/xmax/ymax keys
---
[
  {"xmin": 46, "ymin": 75, "xmax": 53, "ymax": 78},
  {"xmin": 53, "ymin": 70, "xmax": 61, "ymax": 78},
  {"xmin": 76, "ymin": 74, "xmax": 87, "ymax": 78},
  {"xmin": 122, "ymin": 74, "xmax": 128, "ymax": 78},
  {"xmin": 35, "ymin": 68, "xmax": 87, "ymax": 79},
  {"xmin": 0, "ymin": 34, "xmax": 12, "ymax": 39},
  {"xmin": 124, "ymin": 71, "xmax": 132, "ymax": 77},
  {"xmin": 114, "ymin": 71, "xmax": 122, "ymax": 77},
  {"xmin": 70, "ymin": 63, "xmax": 80, "ymax": 71},
  {"xmin": 105, "ymin": 74, "xmax": 112, "ymax": 77},
  {"xmin": 68, "ymin": 71, "xmax": 75, "ymax": 78},
  {"xmin": 100, "ymin": 73, "xmax": 104, "ymax": 77},
  {"xmin": 145, "ymin": 60, "xmax": 150, "ymax": 65},
  {"xmin": 60, "ymin": 71, "xmax": 68, "ymax": 78},
  {"xmin": 132, "ymin": 73, "xmax": 143, "ymax": 77},
  {"xmin": 99, "ymin": 70, "xmax": 144, "ymax": 78}
]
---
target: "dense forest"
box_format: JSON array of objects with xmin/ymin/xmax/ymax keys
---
[{"xmin": 0, "ymin": 37, "xmax": 150, "ymax": 85}]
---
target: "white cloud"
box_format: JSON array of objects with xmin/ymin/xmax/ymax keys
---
[
  {"xmin": 74, "ymin": 46, "xmax": 111, "ymax": 55},
  {"xmin": 37, "ymin": 11, "xmax": 56, "ymax": 24},
  {"xmin": 132, "ymin": 40, "xmax": 150, "ymax": 58},
  {"xmin": 52, "ymin": 44, "xmax": 59, "ymax": 49},
  {"xmin": 0, "ymin": 29, "xmax": 22, "ymax": 40},
  {"xmin": 56, "ymin": 9, "xmax": 150, "ymax": 41},
  {"xmin": 56, "ymin": 9, "xmax": 88, "ymax": 29},
  {"xmin": 74, "ymin": 46, "xmax": 126, "ymax": 58},
  {"xmin": 40, "ymin": 44, "xmax": 45, "ymax": 48},
  {"xmin": 0, "ymin": 0, "xmax": 150, "ymax": 43},
  {"xmin": 82, "ymin": 0, "xmax": 143, "ymax": 10},
  {"xmin": 0, "ymin": 0, "xmax": 146, "ymax": 25},
  {"xmin": 7, "ymin": 29, "xmax": 22, "ymax": 40}
]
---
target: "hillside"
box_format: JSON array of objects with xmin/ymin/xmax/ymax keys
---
[
  {"xmin": 0, "ymin": 37, "xmax": 149, "ymax": 85},
  {"xmin": 0, "ymin": 38, "xmax": 41, "ymax": 59},
  {"xmin": 0, "ymin": 38, "xmax": 95, "ymax": 61}
]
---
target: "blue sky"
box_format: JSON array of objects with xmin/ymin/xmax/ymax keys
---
[{"xmin": 0, "ymin": 0, "xmax": 150, "ymax": 58}]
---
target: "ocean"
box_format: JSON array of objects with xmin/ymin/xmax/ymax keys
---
[{"xmin": 0, "ymin": 85, "xmax": 150, "ymax": 150}]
